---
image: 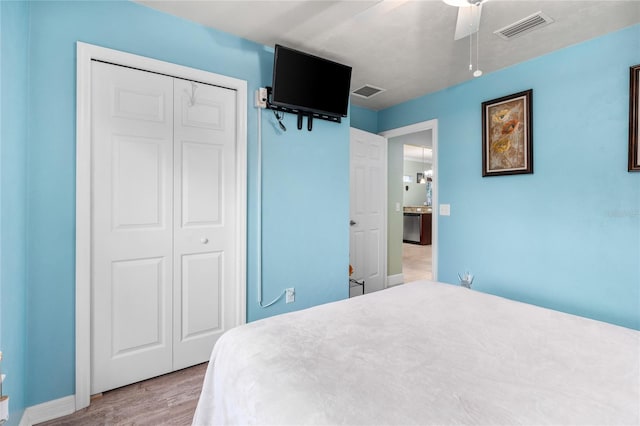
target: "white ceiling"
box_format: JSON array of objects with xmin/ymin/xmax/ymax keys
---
[{"xmin": 137, "ymin": 0, "xmax": 640, "ymax": 111}]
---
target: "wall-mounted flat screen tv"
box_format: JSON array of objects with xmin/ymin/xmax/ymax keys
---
[{"xmin": 271, "ymin": 44, "xmax": 352, "ymax": 119}]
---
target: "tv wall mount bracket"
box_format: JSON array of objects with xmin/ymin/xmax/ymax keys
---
[{"xmin": 265, "ymin": 86, "xmax": 341, "ymax": 131}]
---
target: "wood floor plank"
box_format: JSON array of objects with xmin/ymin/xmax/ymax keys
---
[{"xmin": 37, "ymin": 363, "xmax": 208, "ymax": 426}]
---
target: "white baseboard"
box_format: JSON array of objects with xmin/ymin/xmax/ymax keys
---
[
  {"xmin": 387, "ymin": 273, "xmax": 404, "ymax": 287},
  {"xmin": 19, "ymin": 395, "xmax": 75, "ymax": 426}
]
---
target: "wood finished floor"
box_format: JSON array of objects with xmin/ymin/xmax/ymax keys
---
[
  {"xmin": 37, "ymin": 363, "xmax": 208, "ymax": 426},
  {"xmin": 402, "ymin": 242, "xmax": 432, "ymax": 282}
]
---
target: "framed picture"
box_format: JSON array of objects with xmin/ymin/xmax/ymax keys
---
[
  {"xmin": 629, "ymin": 64, "xmax": 640, "ymax": 172},
  {"xmin": 482, "ymin": 89, "xmax": 533, "ymax": 177},
  {"xmin": 416, "ymin": 172, "xmax": 424, "ymax": 183}
]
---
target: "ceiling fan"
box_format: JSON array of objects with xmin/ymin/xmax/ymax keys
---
[
  {"xmin": 314, "ymin": 0, "xmax": 487, "ymax": 80},
  {"xmin": 443, "ymin": 0, "xmax": 486, "ymax": 77},
  {"xmin": 443, "ymin": 0, "xmax": 486, "ymax": 40}
]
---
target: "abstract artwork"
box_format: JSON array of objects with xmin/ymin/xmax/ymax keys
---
[{"xmin": 482, "ymin": 90, "xmax": 533, "ymax": 177}]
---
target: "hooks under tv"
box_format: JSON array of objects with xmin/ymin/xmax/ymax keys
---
[{"xmin": 265, "ymin": 87, "xmax": 341, "ymax": 132}]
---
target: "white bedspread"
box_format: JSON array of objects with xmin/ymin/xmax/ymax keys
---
[{"xmin": 193, "ymin": 281, "xmax": 640, "ymax": 425}]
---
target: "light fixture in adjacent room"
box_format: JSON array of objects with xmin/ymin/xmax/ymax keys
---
[{"xmin": 420, "ymin": 148, "xmax": 427, "ymax": 184}]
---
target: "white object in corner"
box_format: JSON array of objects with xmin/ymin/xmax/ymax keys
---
[
  {"xmin": 19, "ymin": 395, "xmax": 75, "ymax": 426},
  {"xmin": 0, "ymin": 373, "xmax": 6, "ymax": 424},
  {"xmin": 0, "ymin": 395, "xmax": 8, "ymax": 424}
]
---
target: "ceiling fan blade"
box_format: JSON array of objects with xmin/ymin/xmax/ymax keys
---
[{"xmin": 454, "ymin": 4, "xmax": 482, "ymax": 40}]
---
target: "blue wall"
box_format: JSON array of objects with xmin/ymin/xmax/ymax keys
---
[
  {"xmin": 379, "ymin": 24, "xmax": 640, "ymax": 330},
  {"xmin": 18, "ymin": 0, "xmax": 348, "ymax": 407},
  {"xmin": 1, "ymin": 1, "xmax": 29, "ymax": 424},
  {"xmin": 350, "ymin": 104, "xmax": 378, "ymax": 133},
  {"xmin": 255, "ymin": 114, "xmax": 349, "ymax": 319}
]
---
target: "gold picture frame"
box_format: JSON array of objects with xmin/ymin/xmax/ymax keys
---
[
  {"xmin": 629, "ymin": 64, "xmax": 640, "ymax": 172},
  {"xmin": 482, "ymin": 89, "xmax": 533, "ymax": 177}
]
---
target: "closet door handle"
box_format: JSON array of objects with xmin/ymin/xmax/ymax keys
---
[{"xmin": 201, "ymin": 237, "xmax": 209, "ymax": 244}]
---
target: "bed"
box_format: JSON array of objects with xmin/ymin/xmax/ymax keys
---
[{"xmin": 193, "ymin": 280, "xmax": 640, "ymax": 425}]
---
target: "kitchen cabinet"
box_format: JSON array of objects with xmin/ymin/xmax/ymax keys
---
[{"xmin": 403, "ymin": 211, "xmax": 432, "ymax": 245}]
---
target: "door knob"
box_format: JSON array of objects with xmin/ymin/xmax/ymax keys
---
[
  {"xmin": 201, "ymin": 237, "xmax": 209, "ymax": 244},
  {"xmin": 350, "ymin": 220, "xmax": 356, "ymax": 226}
]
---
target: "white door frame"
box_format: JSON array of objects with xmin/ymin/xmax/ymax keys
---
[
  {"xmin": 75, "ymin": 42, "xmax": 247, "ymax": 410},
  {"xmin": 380, "ymin": 119, "xmax": 439, "ymax": 281}
]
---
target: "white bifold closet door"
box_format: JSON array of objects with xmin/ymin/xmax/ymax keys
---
[{"xmin": 91, "ymin": 61, "xmax": 237, "ymax": 394}]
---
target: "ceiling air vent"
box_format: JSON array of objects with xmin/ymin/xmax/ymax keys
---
[
  {"xmin": 352, "ymin": 85, "xmax": 385, "ymax": 99},
  {"xmin": 494, "ymin": 11, "xmax": 554, "ymax": 40}
]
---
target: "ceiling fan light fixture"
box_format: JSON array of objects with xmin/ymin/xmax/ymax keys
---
[
  {"xmin": 443, "ymin": 0, "xmax": 470, "ymax": 7},
  {"xmin": 443, "ymin": 0, "xmax": 483, "ymax": 7}
]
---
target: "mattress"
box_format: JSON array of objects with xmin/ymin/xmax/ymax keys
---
[{"xmin": 193, "ymin": 280, "xmax": 640, "ymax": 425}]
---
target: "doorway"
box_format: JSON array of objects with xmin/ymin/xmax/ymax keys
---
[
  {"xmin": 380, "ymin": 119, "xmax": 438, "ymax": 285},
  {"xmin": 401, "ymin": 140, "xmax": 433, "ymax": 282}
]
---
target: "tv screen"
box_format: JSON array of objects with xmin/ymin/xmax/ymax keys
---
[{"xmin": 271, "ymin": 45, "xmax": 352, "ymax": 118}]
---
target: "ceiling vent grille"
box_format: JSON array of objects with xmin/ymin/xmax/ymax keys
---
[
  {"xmin": 352, "ymin": 85, "xmax": 385, "ymax": 99},
  {"xmin": 494, "ymin": 11, "xmax": 554, "ymax": 40}
]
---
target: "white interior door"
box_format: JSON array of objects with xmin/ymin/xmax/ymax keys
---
[
  {"xmin": 91, "ymin": 61, "xmax": 174, "ymax": 393},
  {"xmin": 172, "ymin": 79, "xmax": 237, "ymax": 369},
  {"xmin": 349, "ymin": 128, "xmax": 387, "ymax": 294},
  {"xmin": 91, "ymin": 61, "xmax": 238, "ymax": 393}
]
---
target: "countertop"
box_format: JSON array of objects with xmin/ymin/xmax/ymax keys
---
[{"xmin": 403, "ymin": 206, "xmax": 432, "ymax": 214}]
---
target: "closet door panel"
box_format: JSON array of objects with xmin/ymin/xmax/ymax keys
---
[
  {"xmin": 91, "ymin": 61, "xmax": 173, "ymax": 394},
  {"xmin": 180, "ymin": 251, "xmax": 222, "ymax": 338},
  {"xmin": 181, "ymin": 141, "xmax": 222, "ymax": 226},
  {"xmin": 173, "ymin": 79, "xmax": 237, "ymax": 369}
]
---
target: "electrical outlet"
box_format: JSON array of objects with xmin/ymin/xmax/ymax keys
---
[
  {"xmin": 285, "ymin": 287, "xmax": 295, "ymax": 304},
  {"xmin": 255, "ymin": 87, "xmax": 268, "ymax": 108}
]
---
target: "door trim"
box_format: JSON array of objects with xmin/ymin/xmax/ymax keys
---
[
  {"xmin": 75, "ymin": 42, "xmax": 247, "ymax": 410},
  {"xmin": 380, "ymin": 119, "xmax": 439, "ymax": 281}
]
